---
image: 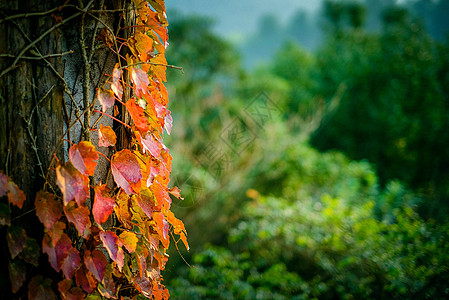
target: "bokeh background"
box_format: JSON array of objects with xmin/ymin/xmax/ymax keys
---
[{"xmin": 162, "ymin": 1, "xmax": 449, "ymax": 298}]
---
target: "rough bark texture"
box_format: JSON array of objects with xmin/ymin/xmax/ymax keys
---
[
  {"xmin": 0, "ymin": 1, "xmax": 119, "ymax": 297},
  {"xmin": 0, "ymin": 1, "xmax": 66, "ymax": 297}
]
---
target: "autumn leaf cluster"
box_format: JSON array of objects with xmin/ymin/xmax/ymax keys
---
[{"xmin": 0, "ymin": 0, "xmax": 187, "ymax": 299}]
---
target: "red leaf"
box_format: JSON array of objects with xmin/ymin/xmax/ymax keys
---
[
  {"xmin": 7, "ymin": 225, "xmax": 27, "ymax": 258},
  {"xmin": 97, "ymin": 88, "xmax": 115, "ymax": 112},
  {"xmin": 43, "ymin": 233, "xmax": 72, "ymax": 271},
  {"xmin": 58, "ymin": 279, "xmax": 72, "ymax": 300},
  {"xmin": 64, "ymin": 201, "xmax": 91, "ymax": 238},
  {"xmin": 99, "ymin": 231, "xmax": 124, "ymax": 270},
  {"xmin": 164, "ymin": 109, "xmax": 172, "ymax": 135},
  {"xmin": 111, "ymin": 64, "xmax": 123, "ymax": 100},
  {"xmin": 153, "ymin": 211, "xmax": 169, "ymax": 240},
  {"xmin": 125, "ymin": 98, "xmax": 149, "ymax": 132},
  {"xmin": 0, "ymin": 171, "xmax": 7, "ymax": 197},
  {"xmin": 75, "ymin": 267, "xmax": 97, "ymax": 293},
  {"xmin": 131, "ymin": 67, "xmax": 150, "ymax": 98},
  {"xmin": 111, "ymin": 149, "xmax": 142, "ymax": 195},
  {"xmin": 7, "ymin": 181, "xmax": 25, "ymax": 209},
  {"xmin": 28, "ymin": 275, "xmax": 56, "ymax": 300},
  {"xmin": 93, "ymin": 184, "xmax": 115, "ymax": 224},
  {"xmin": 136, "ymin": 131, "xmax": 161, "ymax": 158},
  {"xmin": 84, "ymin": 249, "xmax": 108, "ymax": 282},
  {"xmin": 56, "ymin": 162, "xmax": 90, "ymax": 206},
  {"xmin": 98, "ymin": 124, "xmax": 117, "ymax": 147},
  {"xmin": 35, "ymin": 191, "xmax": 62, "ymax": 230},
  {"xmin": 69, "ymin": 141, "xmax": 99, "ymax": 176},
  {"xmin": 61, "ymin": 248, "xmax": 81, "ymax": 279},
  {"xmin": 9, "ymin": 259, "xmax": 27, "ymax": 293}
]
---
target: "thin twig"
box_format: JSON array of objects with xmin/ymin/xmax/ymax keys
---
[
  {"xmin": 0, "ymin": 50, "xmax": 74, "ymax": 60},
  {"xmin": 0, "ymin": 0, "xmax": 95, "ymax": 78},
  {"xmin": 94, "ymin": 109, "xmax": 132, "ymax": 129},
  {"xmin": 0, "ymin": 5, "xmax": 67, "ymax": 24},
  {"xmin": 0, "ymin": 12, "xmax": 81, "ymax": 78},
  {"xmin": 123, "ymin": 61, "xmax": 183, "ymax": 72}
]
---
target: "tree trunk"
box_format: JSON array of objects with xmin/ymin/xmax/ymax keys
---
[{"xmin": 0, "ymin": 1, "xmax": 118, "ymax": 297}]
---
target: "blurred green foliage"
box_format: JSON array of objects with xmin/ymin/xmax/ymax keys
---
[{"xmin": 163, "ymin": 2, "xmax": 449, "ymax": 298}]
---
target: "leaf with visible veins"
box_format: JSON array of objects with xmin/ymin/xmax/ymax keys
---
[
  {"xmin": 35, "ymin": 191, "xmax": 62, "ymax": 230},
  {"xmin": 61, "ymin": 248, "xmax": 81, "ymax": 280},
  {"xmin": 84, "ymin": 249, "xmax": 108, "ymax": 282},
  {"xmin": 131, "ymin": 67, "xmax": 150, "ymax": 98},
  {"xmin": 111, "ymin": 150, "xmax": 142, "ymax": 195},
  {"xmin": 75, "ymin": 266, "xmax": 97, "ymax": 293},
  {"xmin": 98, "ymin": 124, "xmax": 117, "ymax": 147},
  {"xmin": 99, "ymin": 231, "xmax": 125, "ymax": 271},
  {"xmin": 69, "ymin": 141, "xmax": 99, "ymax": 176},
  {"xmin": 42, "ymin": 233, "xmax": 72, "ymax": 272},
  {"xmin": 56, "ymin": 162, "xmax": 89, "ymax": 206},
  {"xmin": 136, "ymin": 131, "xmax": 161, "ymax": 158},
  {"xmin": 93, "ymin": 184, "xmax": 115, "ymax": 224}
]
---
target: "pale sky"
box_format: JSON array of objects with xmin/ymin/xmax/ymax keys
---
[{"xmin": 165, "ymin": 0, "xmax": 322, "ymax": 37}]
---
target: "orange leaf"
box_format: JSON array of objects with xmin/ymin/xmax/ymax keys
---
[
  {"xmin": 114, "ymin": 190, "xmax": 133, "ymax": 229},
  {"xmin": 150, "ymin": 54, "xmax": 167, "ymax": 82},
  {"xmin": 56, "ymin": 162, "xmax": 89, "ymax": 206},
  {"xmin": 119, "ymin": 231, "xmax": 138, "ymax": 253},
  {"xmin": 168, "ymin": 186, "xmax": 183, "ymax": 201},
  {"xmin": 97, "ymin": 88, "xmax": 115, "ymax": 113},
  {"xmin": 125, "ymin": 98, "xmax": 149, "ymax": 132},
  {"xmin": 98, "ymin": 124, "xmax": 117, "ymax": 147},
  {"xmin": 152, "ymin": 211, "xmax": 169, "ymax": 241},
  {"xmin": 69, "ymin": 141, "xmax": 98, "ymax": 176},
  {"xmin": 111, "ymin": 149, "xmax": 142, "ymax": 195},
  {"xmin": 6, "ymin": 180, "xmax": 25, "ymax": 209},
  {"xmin": 93, "ymin": 184, "xmax": 115, "ymax": 224},
  {"xmin": 135, "ymin": 32, "xmax": 154, "ymax": 62}
]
